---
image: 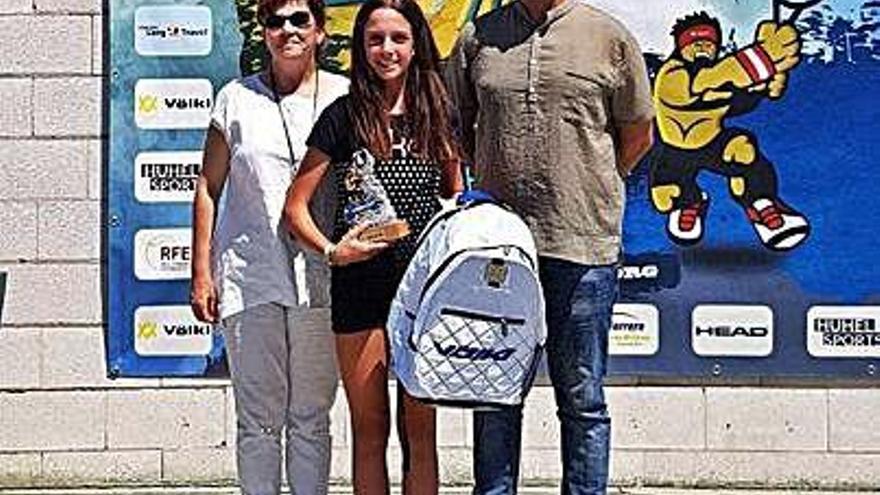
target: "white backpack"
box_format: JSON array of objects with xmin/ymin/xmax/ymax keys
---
[{"xmin": 388, "ymin": 202, "xmax": 546, "ymax": 408}]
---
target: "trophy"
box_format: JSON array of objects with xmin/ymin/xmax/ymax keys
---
[{"xmin": 343, "ymin": 149, "xmax": 411, "ymax": 242}]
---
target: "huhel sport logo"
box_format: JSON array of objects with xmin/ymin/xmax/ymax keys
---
[
  {"xmin": 807, "ymin": 306, "xmax": 880, "ymax": 358},
  {"xmin": 135, "ymin": 151, "xmax": 202, "ymax": 203}
]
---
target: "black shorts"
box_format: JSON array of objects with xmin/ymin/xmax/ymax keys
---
[{"xmin": 330, "ymin": 251, "xmax": 406, "ymax": 334}]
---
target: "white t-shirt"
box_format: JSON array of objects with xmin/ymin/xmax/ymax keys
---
[{"xmin": 210, "ymin": 71, "xmax": 348, "ymax": 319}]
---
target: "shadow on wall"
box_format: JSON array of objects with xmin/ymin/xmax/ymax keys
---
[{"xmin": 0, "ymin": 272, "xmax": 6, "ymax": 325}]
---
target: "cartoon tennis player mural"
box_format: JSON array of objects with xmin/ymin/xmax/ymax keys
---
[{"xmin": 649, "ymin": 1, "xmax": 821, "ymax": 251}]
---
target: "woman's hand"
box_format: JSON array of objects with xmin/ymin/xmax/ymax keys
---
[
  {"xmin": 330, "ymin": 224, "xmax": 390, "ymax": 266},
  {"xmin": 190, "ymin": 273, "xmax": 219, "ymax": 323}
]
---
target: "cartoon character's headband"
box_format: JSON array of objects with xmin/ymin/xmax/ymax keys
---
[{"xmin": 677, "ymin": 25, "xmax": 719, "ymax": 49}]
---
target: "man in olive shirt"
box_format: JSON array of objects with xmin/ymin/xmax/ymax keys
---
[{"xmin": 445, "ymin": 0, "xmax": 655, "ymax": 493}]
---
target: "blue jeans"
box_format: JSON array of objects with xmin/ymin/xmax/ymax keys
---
[{"xmin": 473, "ymin": 258, "xmax": 618, "ymax": 495}]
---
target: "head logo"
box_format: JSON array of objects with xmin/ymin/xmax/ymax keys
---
[{"xmin": 691, "ymin": 305, "xmax": 773, "ymax": 357}]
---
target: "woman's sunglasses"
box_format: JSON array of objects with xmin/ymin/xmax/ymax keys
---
[{"xmin": 263, "ymin": 12, "xmax": 312, "ymax": 30}]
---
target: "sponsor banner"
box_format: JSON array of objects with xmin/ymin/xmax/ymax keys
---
[
  {"xmin": 618, "ymin": 253, "xmax": 681, "ymax": 294},
  {"xmin": 134, "ymin": 305, "xmax": 212, "ymax": 356},
  {"xmin": 134, "ymin": 228, "xmax": 192, "ymax": 281},
  {"xmin": 610, "ymin": 303, "xmax": 660, "ymax": 356},
  {"xmin": 691, "ymin": 305, "xmax": 774, "ymax": 357},
  {"xmin": 608, "ymin": 303, "xmax": 660, "ymax": 356},
  {"xmin": 134, "ymin": 151, "xmax": 202, "ymax": 203},
  {"xmin": 807, "ymin": 306, "xmax": 880, "ymax": 358},
  {"xmin": 134, "ymin": 5, "xmax": 212, "ymax": 57},
  {"xmin": 134, "ymin": 78, "xmax": 213, "ymax": 130}
]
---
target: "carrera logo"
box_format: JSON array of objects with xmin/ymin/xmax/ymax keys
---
[
  {"xmin": 135, "ymin": 6, "xmax": 212, "ymax": 57},
  {"xmin": 691, "ymin": 305, "xmax": 773, "ymax": 357},
  {"xmin": 134, "ymin": 79, "xmax": 213, "ymax": 130},
  {"xmin": 433, "ymin": 340, "xmax": 515, "ymax": 361},
  {"xmin": 135, "ymin": 151, "xmax": 202, "ymax": 203},
  {"xmin": 807, "ymin": 306, "xmax": 880, "ymax": 358},
  {"xmin": 609, "ymin": 303, "xmax": 659, "ymax": 356},
  {"xmin": 134, "ymin": 228, "xmax": 192, "ymax": 281},
  {"xmin": 134, "ymin": 306, "xmax": 212, "ymax": 357}
]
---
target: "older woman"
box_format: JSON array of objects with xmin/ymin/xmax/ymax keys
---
[{"xmin": 189, "ymin": 0, "xmax": 348, "ymax": 493}]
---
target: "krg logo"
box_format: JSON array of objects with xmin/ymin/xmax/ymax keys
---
[
  {"xmin": 617, "ymin": 253, "xmax": 681, "ymax": 293},
  {"xmin": 617, "ymin": 264, "xmax": 659, "ymax": 281},
  {"xmin": 433, "ymin": 340, "xmax": 515, "ymax": 362}
]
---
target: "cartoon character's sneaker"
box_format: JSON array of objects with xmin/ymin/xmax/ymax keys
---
[
  {"xmin": 745, "ymin": 197, "xmax": 810, "ymax": 251},
  {"xmin": 667, "ymin": 193, "xmax": 709, "ymax": 246}
]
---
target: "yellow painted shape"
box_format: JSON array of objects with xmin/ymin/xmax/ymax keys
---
[
  {"xmin": 722, "ymin": 135, "xmax": 756, "ymax": 165},
  {"xmin": 651, "ymin": 184, "xmax": 681, "ymax": 213},
  {"xmin": 729, "ymin": 177, "xmax": 746, "ymax": 197}
]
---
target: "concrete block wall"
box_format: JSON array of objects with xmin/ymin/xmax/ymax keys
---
[{"xmin": 1, "ymin": 1, "xmax": 880, "ymax": 490}]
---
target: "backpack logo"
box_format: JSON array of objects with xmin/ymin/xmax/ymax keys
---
[{"xmin": 433, "ymin": 340, "xmax": 516, "ymax": 361}]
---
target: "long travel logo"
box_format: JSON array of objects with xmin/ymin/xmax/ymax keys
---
[
  {"xmin": 135, "ymin": 79, "xmax": 212, "ymax": 130},
  {"xmin": 135, "ymin": 5, "xmax": 212, "ymax": 57},
  {"xmin": 134, "ymin": 306, "xmax": 212, "ymax": 356}
]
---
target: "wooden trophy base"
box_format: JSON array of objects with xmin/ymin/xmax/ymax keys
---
[{"xmin": 359, "ymin": 219, "xmax": 412, "ymax": 243}]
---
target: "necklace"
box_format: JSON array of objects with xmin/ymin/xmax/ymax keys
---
[{"xmin": 268, "ymin": 63, "xmax": 320, "ymax": 166}]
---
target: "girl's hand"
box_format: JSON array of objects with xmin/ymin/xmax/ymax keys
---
[
  {"xmin": 190, "ymin": 274, "xmax": 219, "ymax": 323},
  {"xmin": 331, "ymin": 224, "xmax": 390, "ymax": 266}
]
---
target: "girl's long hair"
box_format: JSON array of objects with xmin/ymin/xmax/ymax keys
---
[{"xmin": 349, "ymin": 0, "xmax": 459, "ymax": 162}]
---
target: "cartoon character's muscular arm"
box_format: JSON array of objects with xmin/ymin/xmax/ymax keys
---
[{"xmin": 692, "ymin": 22, "xmax": 800, "ymax": 95}]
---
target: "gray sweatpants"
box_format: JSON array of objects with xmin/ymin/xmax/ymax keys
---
[{"xmin": 223, "ymin": 303, "xmax": 338, "ymax": 495}]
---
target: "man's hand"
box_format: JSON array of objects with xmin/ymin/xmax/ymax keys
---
[{"xmin": 756, "ymin": 21, "xmax": 801, "ymax": 74}]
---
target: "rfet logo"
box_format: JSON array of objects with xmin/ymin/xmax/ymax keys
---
[
  {"xmin": 691, "ymin": 305, "xmax": 774, "ymax": 357},
  {"xmin": 134, "ymin": 306, "xmax": 212, "ymax": 357},
  {"xmin": 134, "ymin": 151, "xmax": 202, "ymax": 203},
  {"xmin": 807, "ymin": 306, "xmax": 880, "ymax": 358},
  {"xmin": 134, "ymin": 228, "xmax": 192, "ymax": 281},
  {"xmin": 134, "ymin": 79, "xmax": 212, "ymax": 130},
  {"xmin": 135, "ymin": 5, "xmax": 212, "ymax": 57}
]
